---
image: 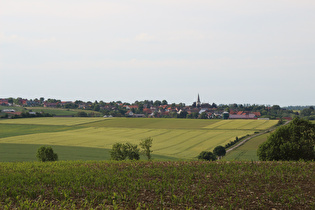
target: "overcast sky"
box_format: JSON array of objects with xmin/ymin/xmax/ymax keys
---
[{"xmin": 1, "ymin": 0, "xmax": 314, "ymax": 106}]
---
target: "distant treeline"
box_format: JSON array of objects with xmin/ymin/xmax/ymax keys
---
[{"xmin": 283, "ymin": 105, "xmax": 315, "ymax": 110}]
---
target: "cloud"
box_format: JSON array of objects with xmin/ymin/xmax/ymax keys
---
[
  {"xmin": 33, "ymin": 37, "xmax": 56, "ymax": 45},
  {"xmin": 0, "ymin": 1, "xmax": 133, "ymax": 20},
  {"xmin": 0, "ymin": 32, "xmax": 56, "ymax": 47},
  {"xmin": 0, "ymin": 33, "xmax": 25, "ymax": 44},
  {"xmin": 135, "ymin": 33, "xmax": 155, "ymax": 42}
]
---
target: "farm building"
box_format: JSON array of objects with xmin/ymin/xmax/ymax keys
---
[{"xmin": 229, "ymin": 111, "xmax": 257, "ymax": 119}]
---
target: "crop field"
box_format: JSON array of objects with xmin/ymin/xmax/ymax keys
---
[
  {"xmin": 0, "ymin": 118, "xmax": 278, "ymax": 161},
  {"xmin": 204, "ymin": 119, "xmax": 278, "ymax": 130},
  {"xmin": 0, "ymin": 161, "xmax": 313, "ymax": 209},
  {"xmin": 224, "ymin": 133, "xmax": 271, "ymax": 161},
  {"xmin": 0, "ymin": 117, "xmax": 104, "ymax": 126},
  {"xmin": 25, "ymin": 107, "xmax": 102, "ymax": 116}
]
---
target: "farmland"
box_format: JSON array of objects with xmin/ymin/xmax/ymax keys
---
[
  {"xmin": 224, "ymin": 133, "xmax": 270, "ymax": 161},
  {"xmin": 0, "ymin": 118, "xmax": 278, "ymax": 161},
  {"xmin": 0, "ymin": 161, "xmax": 313, "ymax": 209},
  {"xmin": 0, "ymin": 106, "xmax": 102, "ymax": 117},
  {"xmin": 24, "ymin": 107, "xmax": 102, "ymax": 116}
]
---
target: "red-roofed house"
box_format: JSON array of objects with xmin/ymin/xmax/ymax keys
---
[{"xmin": 0, "ymin": 99, "xmax": 9, "ymax": 105}]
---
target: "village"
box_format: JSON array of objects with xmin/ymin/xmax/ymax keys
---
[{"xmin": 0, "ymin": 95, "xmax": 297, "ymax": 120}]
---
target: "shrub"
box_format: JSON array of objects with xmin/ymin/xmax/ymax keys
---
[
  {"xmin": 110, "ymin": 142, "xmax": 140, "ymax": 160},
  {"xmin": 36, "ymin": 146, "xmax": 58, "ymax": 162},
  {"xmin": 197, "ymin": 151, "xmax": 217, "ymax": 161}
]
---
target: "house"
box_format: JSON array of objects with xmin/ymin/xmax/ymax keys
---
[
  {"xmin": 143, "ymin": 108, "xmax": 153, "ymax": 115},
  {"xmin": 26, "ymin": 100, "xmax": 40, "ymax": 107},
  {"xmin": 125, "ymin": 105, "xmax": 138, "ymax": 110},
  {"xmin": 229, "ymin": 113, "xmax": 257, "ymax": 119},
  {"xmin": 199, "ymin": 108, "xmax": 207, "ymax": 114},
  {"xmin": 125, "ymin": 110, "xmax": 134, "ymax": 117},
  {"xmin": 133, "ymin": 114, "xmax": 146, "ymax": 118},
  {"xmin": 4, "ymin": 111, "xmax": 22, "ymax": 118},
  {"xmin": 44, "ymin": 102, "xmax": 58, "ymax": 108},
  {"xmin": 0, "ymin": 99, "xmax": 9, "ymax": 105},
  {"xmin": 228, "ymin": 111, "xmax": 259, "ymax": 119}
]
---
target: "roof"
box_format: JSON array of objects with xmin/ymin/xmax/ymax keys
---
[{"xmin": 229, "ymin": 114, "xmax": 256, "ymax": 119}]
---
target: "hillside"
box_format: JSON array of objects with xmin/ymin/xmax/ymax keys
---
[{"xmin": 0, "ymin": 118, "xmax": 278, "ymax": 161}]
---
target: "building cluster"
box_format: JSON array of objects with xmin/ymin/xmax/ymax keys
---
[{"xmin": 0, "ymin": 96, "xmax": 263, "ymax": 119}]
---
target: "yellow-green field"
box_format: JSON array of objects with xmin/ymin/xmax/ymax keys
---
[{"xmin": 0, "ymin": 118, "xmax": 278, "ymax": 160}]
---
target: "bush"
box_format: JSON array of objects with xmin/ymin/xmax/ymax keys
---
[
  {"xmin": 36, "ymin": 146, "xmax": 58, "ymax": 162},
  {"xmin": 197, "ymin": 151, "xmax": 217, "ymax": 161},
  {"xmin": 225, "ymin": 136, "xmax": 242, "ymax": 149},
  {"xmin": 257, "ymin": 117, "xmax": 315, "ymax": 161},
  {"xmin": 76, "ymin": 111, "xmax": 88, "ymax": 117},
  {"xmin": 110, "ymin": 142, "xmax": 140, "ymax": 160}
]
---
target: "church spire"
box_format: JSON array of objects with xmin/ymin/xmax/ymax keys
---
[{"xmin": 197, "ymin": 94, "xmax": 201, "ymax": 107}]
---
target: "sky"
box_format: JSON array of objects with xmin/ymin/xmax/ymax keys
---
[{"xmin": 1, "ymin": 0, "xmax": 315, "ymax": 106}]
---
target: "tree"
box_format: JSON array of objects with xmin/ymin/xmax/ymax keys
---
[
  {"xmin": 197, "ymin": 151, "xmax": 217, "ymax": 161},
  {"xmin": 125, "ymin": 142, "xmax": 140, "ymax": 160},
  {"xmin": 153, "ymin": 100, "xmax": 162, "ymax": 107},
  {"xmin": 200, "ymin": 112, "xmax": 208, "ymax": 119},
  {"xmin": 8, "ymin": 97, "xmax": 13, "ymax": 104},
  {"xmin": 177, "ymin": 110, "xmax": 188, "ymax": 118},
  {"xmin": 110, "ymin": 142, "xmax": 140, "ymax": 160},
  {"xmin": 257, "ymin": 118, "xmax": 315, "ymax": 161},
  {"xmin": 36, "ymin": 146, "xmax": 58, "ymax": 162},
  {"xmin": 213, "ymin": 146, "xmax": 226, "ymax": 158},
  {"xmin": 110, "ymin": 143, "xmax": 127, "ymax": 160},
  {"xmin": 162, "ymin": 100, "xmax": 168, "ymax": 105},
  {"xmin": 300, "ymin": 108, "xmax": 313, "ymax": 117},
  {"xmin": 140, "ymin": 137, "xmax": 153, "ymax": 160},
  {"xmin": 94, "ymin": 104, "xmax": 100, "ymax": 111}
]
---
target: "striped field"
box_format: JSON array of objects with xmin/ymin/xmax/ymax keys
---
[{"xmin": 0, "ymin": 118, "xmax": 278, "ymax": 160}]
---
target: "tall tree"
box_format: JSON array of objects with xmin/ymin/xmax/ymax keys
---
[
  {"xmin": 140, "ymin": 137, "xmax": 153, "ymax": 160},
  {"xmin": 257, "ymin": 118, "xmax": 315, "ymax": 161}
]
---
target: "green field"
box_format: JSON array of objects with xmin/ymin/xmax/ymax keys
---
[
  {"xmin": 0, "ymin": 106, "xmax": 102, "ymax": 116},
  {"xmin": 0, "ymin": 143, "xmax": 177, "ymax": 162},
  {"xmin": 0, "ymin": 161, "xmax": 313, "ymax": 209},
  {"xmin": 0, "ymin": 118, "xmax": 278, "ymax": 161},
  {"xmin": 224, "ymin": 133, "xmax": 271, "ymax": 161},
  {"xmin": 25, "ymin": 107, "xmax": 102, "ymax": 116},
  {"xmin": 0, "ymin": 117, "xmax": 104, "ymax": 126},
  {"xmin": 0, "ymin": 105, "xmax": 25, "ymax": 112}
]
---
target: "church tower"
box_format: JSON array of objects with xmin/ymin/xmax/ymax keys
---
[{"xmin": 196, "ymin": 94, "xmax": 201, "ymax": 107}]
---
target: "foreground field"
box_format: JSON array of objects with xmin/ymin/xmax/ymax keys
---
[
  {"xmin": 0, "ymin": 118, "xmax": 278, "ymax": 160},
  {"xmin": 0, "ymin": 161, "xmax": 313, "ymax": 209}
]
